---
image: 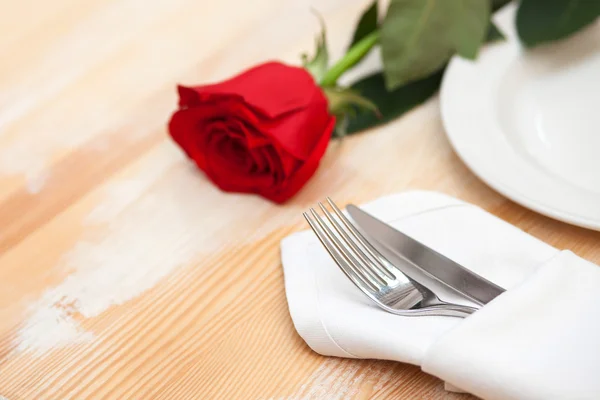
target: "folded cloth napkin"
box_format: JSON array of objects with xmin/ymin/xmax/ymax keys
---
[{"xmin": 280, "ymin": 191, "xmax": 600, "ymax": 400}]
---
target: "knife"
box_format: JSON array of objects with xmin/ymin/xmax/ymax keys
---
[{"xmin": 347, "ymin": 205, "xmax": 505, "ymax": 306}]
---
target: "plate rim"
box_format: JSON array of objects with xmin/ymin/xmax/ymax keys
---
[{"xmin": 440, "ymin": 4, "xmax": 600, "ymax": 231}]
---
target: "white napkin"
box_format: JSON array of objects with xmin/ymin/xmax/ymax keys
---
[{"xmin": 281, "ymin": 191, "xmax": 600, "ymax": 399}]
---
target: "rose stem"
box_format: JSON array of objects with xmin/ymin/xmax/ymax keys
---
[{"xmin": 319, "ymin": 30, "xmax": 380, "ymax": 87}]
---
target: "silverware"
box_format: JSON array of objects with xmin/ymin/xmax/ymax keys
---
[
  {"xmin": 347, "ymin": 204, "xmax": 505, "ymax": 307},
  {"xmin": 303, "ymin": 199, "xmax": 480, "ymax": 317}
]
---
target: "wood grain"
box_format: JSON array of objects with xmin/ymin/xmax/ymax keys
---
[{"xmin": 0, "ymin": 0, "xmax": 599, "ymax": 399}]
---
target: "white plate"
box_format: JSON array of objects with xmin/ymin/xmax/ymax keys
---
[{"xmin": 441, "ymin": 4, "xmax": 600, "ymax": 230}]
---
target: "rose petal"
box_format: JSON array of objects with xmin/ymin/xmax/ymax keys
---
[
  {"xmin": 168, "ymin": 97, "xmax": 256, "ymax": 160},
  {"xmin": 203, "ymin": 133, "xmax": 275, "ymax": 192},
  {"xmin": 227, "ymin": 118, "xmax": 271, "ymax": 149},
  {"xmin": 260, "ymin": 117, "xmax": 335, "ymax": 203},
  {"xmin": 168, "ymin": 109, "xmax": 209, "ymax": 170},
  {"xmin": 261, "ymin": 88, "xmax": 331, "ymax": 161},
  {"xmin": 261, "ymin": 145, "xmax": 286, "ymax": 182},
  {"xmin": 181, "ymin": 62, "xmax": 317, "ymax": 118},
  {"xmin": 177, "ymin": 85, "xmax": 202, "ymax": 108},
  {"xmin": 249, "ymin": 147, "xmax": 269, "ymax": 174}
]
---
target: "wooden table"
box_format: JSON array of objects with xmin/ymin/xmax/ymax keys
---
[{"xmin": 1, "ymin": 0, "xmax": 599, "ymax": 398}]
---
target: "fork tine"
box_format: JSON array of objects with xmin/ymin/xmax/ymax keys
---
[
  {"xmin": 303, "ymin": 211, "xmax": 377, "ymax": 293},
  {"xmin": 304, "ymin": 209, "xmax": 380, "ymax": 292},
  {"xmin": 308, "ymin": 208, "xmax": 383, "ymax": 290},
  {"xmin": 317, "ymin": 202, "xmax": 388, "ymax": 287},
  {"xmin": 326, "ymin": 198, "xmax": 396, "ymax": 280}
]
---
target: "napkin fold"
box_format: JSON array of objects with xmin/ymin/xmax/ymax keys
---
[{"xmin": 281, "ymin": 191, "xmax": 600, "ymax": 399}]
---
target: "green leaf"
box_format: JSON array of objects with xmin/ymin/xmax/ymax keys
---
[
  {"xmin": 516, "ymin": 0, "xmax": 600, "ymax": 48},
  {"xmin": 302, "ymin": 13, "xmax": 329, "ymax": 82},
  {"xmin": 341, "ymin": 69, "xmax": 444, "ymax": 135},
  {"xmin": 486, "ymin": 22, "xmax": 505, "ymax": 42},
  {"xmin": 325, "ymin": 86, "xmax": 380, "ymax": 137},
  {"xmin": 348, "ymin": 0, "xmax": 378, "ymax": 50},
  {"xmin": 324, "ymin": 87, "xmax": 379, "ymax": 114},
  {"xmin": 381, "ymin": 0, "xmax": 490, "ymax": 90},
  {"xmin": 491, "ymin": 0, "xmax": 512, "ymax": 12}
]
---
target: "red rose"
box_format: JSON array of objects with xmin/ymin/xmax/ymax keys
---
[{"xmin": 168, "ymin": 61, "xmax": 335, "ymax": 203}]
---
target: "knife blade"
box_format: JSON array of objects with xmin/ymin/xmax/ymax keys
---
[{"xmin": 347, "ymin": 205, "xmax": 505, "ymax": 305}]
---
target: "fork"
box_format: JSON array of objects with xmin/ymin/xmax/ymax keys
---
[{"xmin": 303, "ymin": 199, "xmax": 478, "ymax": 317}]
